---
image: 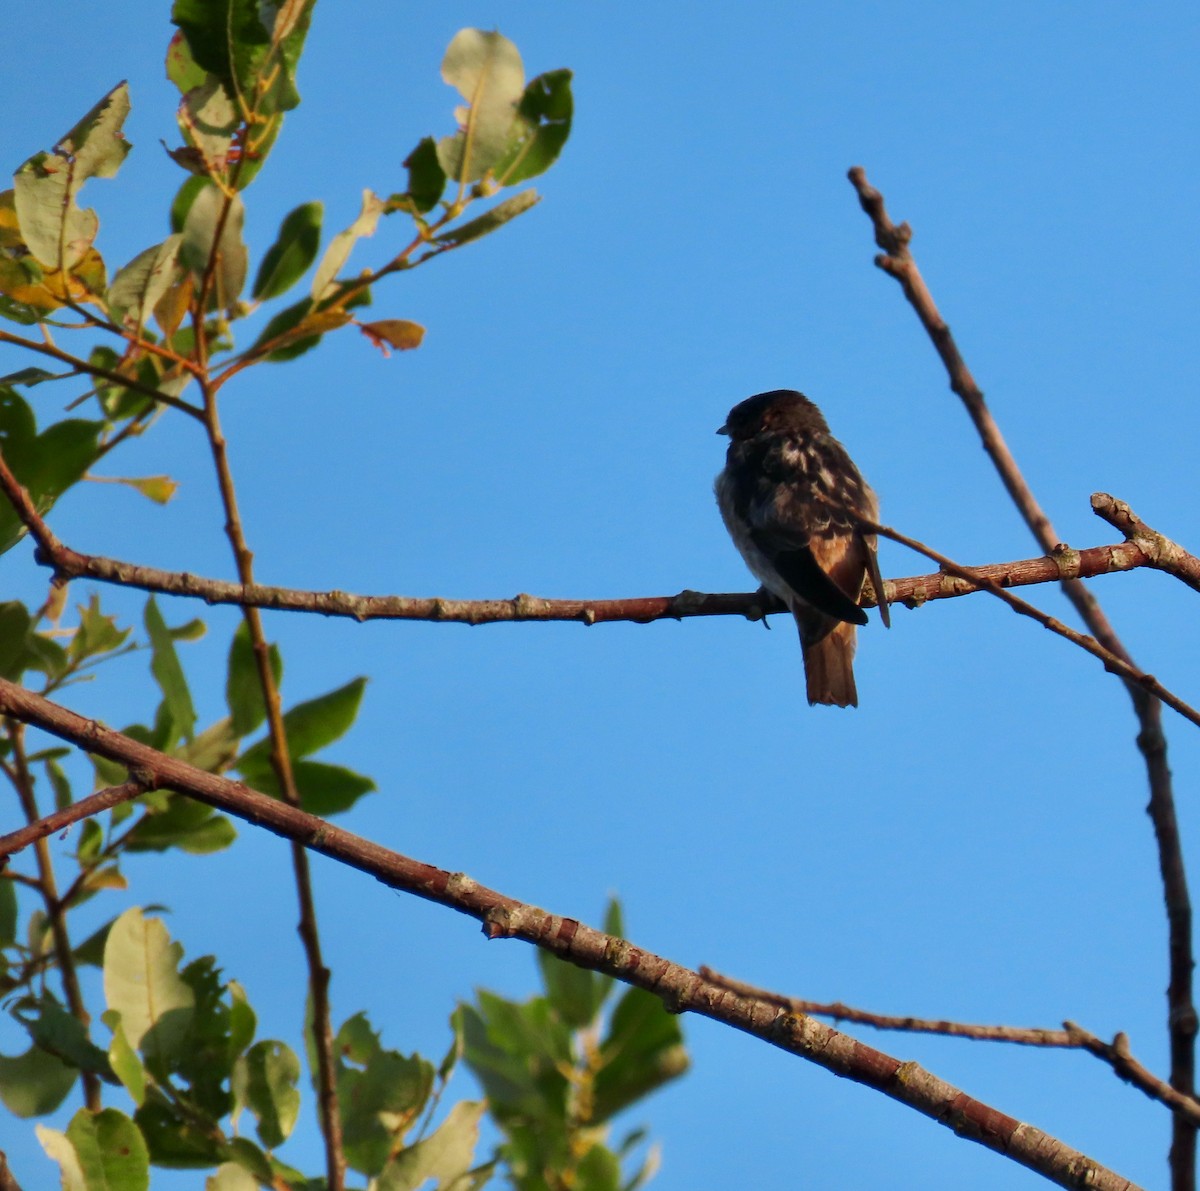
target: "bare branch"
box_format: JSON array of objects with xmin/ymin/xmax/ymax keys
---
[
  {"xmin": 701, "ymin": 967, "xmax": 1200, "ymax": 1127},
  {"xmin": 849, "ymin": 165, "xmax": 1196, "ymax": 1186},
  {"xmin": 0, "ymin": 445, "xmax": 1179, "ymax": 630},
  {"xmin": 0, "ymin": 675, "xmax": 1144, "ymax": 1191},
  {"xmin": 1092, "ymin": 494, "xmax": 1200, "ymax": 595},
  {"xmin": 0, "ymin": 779, "xmax": 148, "ymax": 863},
  {"xmin": 865, "ymin": 520, "xmax": 1200, "ymax": 730}
]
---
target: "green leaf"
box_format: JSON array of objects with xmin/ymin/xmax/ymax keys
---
[
  {"xmin": 494, "ymin": 69, "xmax": 574, "ymax": 186},
  {"xmin": 340, "ymin": 1047, "xmax": 435, "ymax": 1176},
  {"xmin": 108, "ymin": 1019, "xmax": 147, "ymax": 1107},
  {"xmin": 26, "ymin": 631, "xmax": 69, "ymax": 681},
  {"xmin": 436, "ymin": 30, "xmax": 525, "ymax": 183},
  {"xmin": 434, "ymin": 189, "xmax": 540, "ymax": 248},
  {"xmin": 177, "ymin": 717, "xmax": 241, "ymax": 774},
  {"xmin": 538, "ymin": 950, "xmax": 601, "ymax": 1030},
  {"xmin": 225, "ymin": 1137, "xmax": 274, "ymax": 1183},
  {"xmin": 172, "ymin": 0, "xmax": 313, "ymax": 119},
  {"xmin": 102, "ymin": 908, "xmax": 195, "ymax": 1064},
  {"xmin": 0, "ymin": 390, "xmax": 103, "ymax": 555},
  {"xmin": 228, "ymin": 981, "xmax": 257, "ymax": 1061},
  {"xmin": 36, "ymin": 1124, "xmax": 86, "ymax": 1189},
  {"xmin": 253, "ymin": 201, "xmax": 323, "ymax": 300},
  {"xmin": 144, "ymin": 596, "xmax": 197, "ymax": 745},
  {"xmin": 336, "ymin": 1010, "xmax": 381, "ymax": 1065},
  {"xmin": 311, "ymin": 189, "xmax": 383, "ymax": 300},
  {"xmin": 225, "ymin": 621, "xmax": 282, "ymax": 737},
  {"xmin": 439, "ymin": 1007, "xmax": 465, "ymax": 1083},
  {"xmin": 0, "ymin": 601, "xmax": 33, "ymax": 680},
  {"xmin": 134, "ymin": 1096, "xmax": 224, "ymax": 1167},
  {"xmin": 171, "ymin": 0, "xmax": 268, "ymax": 96},
  {"xmin": 376, "ymin": 1100, "xmax": 486, "ymax": 1191},
  {"xmin": 179, "ymin": 182, "xmax": 248, "ymax": 308},
  {"xmin": 459, "ymin": 993, "xmax": 570, "ymax": 1125},
  {"xmin": 125, "ymin": 792, "xmax": 236, "ymax": 855},
  {"xmin": 107, "ymin": 236, "xmax": 183, "ymax": 330},
  {"xmin": 235, "ymin": 676, "xmax": 367, "ymax": 777},
  {"xmin": 170, "ymin": 175, "xmax": 208, "ymax": 234},
  {"xmin": 246, "ymin": 297, "xmax": 325, "ymax": 362},
  {"xmin": 76, "ymin": 819, "xmax": 104, "ymax": 865},
  {"xmin": 575, "ymin": 1142, "xmax": 622, "ymax": 1191},
  {"xmin": 74, "ymin": 916, "xmax": 118, "ymax": 968},
  {"xmin": 13, "ymin": 82, "xmax": 131, "ymax": 270},
  {"xmin": 592, "ymin": 987, "xmax": 689, "ymax": 1123},
  {"xmin": 0, "ymin": 874, "xmax": 16, "ymax": 946},
  {"xmin": 401, "ymin": 137, "xmax": 446, "ymax": 213},
  {"xmin": 64, "ymin": 1107, "xmax": 150, "ymax": 1190},
  {"xmin": 174, "ymin": 78, "xmax": 240, "ymax": 176},
  {"xmin": 176, "ymin": 956, "xmax": 238, "ymax": 1118},
  {"xmin": 0, "ymin": 366, "xmax": 66, "ymax": 386},
  {"xmin": 231, "ymin": 1040, "xmax": 300, "ymax": 1149},
  {"xmin": 206, "ymin": 1163, "xmax": 259, "ymax": 1191},
  {"xmin": 0, "ymin": 1044, "xmax": 76, "ymax": 1117},
  {"xmin": 14, "ymin": 994, "xmax": 112, "ymax": 1077},
  {"xmin": 69, "ymin": 594, "xmax": 132, "ymax": 662},
  {"xmin": 288, "ymin": 759, "xmax": 376, "ymax": 815},
  {"xmin": 166, "ymin": 29, "xmax": 208, "ymax": 94}
]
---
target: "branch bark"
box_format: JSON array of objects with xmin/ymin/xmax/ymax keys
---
[
  {"xmin": 700, "ymin": 967, "xmax": 1200, "ymax": 1126},
  {"xmin": 849, "ymin": 164, "xmax": 1196, "ymax": 1189},
  {"xmin": 0, "ymin": 676, "xmax": 1143, "ymax": 1191}
]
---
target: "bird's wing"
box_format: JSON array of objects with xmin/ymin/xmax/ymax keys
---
[{"xmin": 748, "ymin": 521, "xmax": 869, "ymax": 626}]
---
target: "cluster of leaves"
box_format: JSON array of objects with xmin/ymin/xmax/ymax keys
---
[
  {"xmin": 0, "ymin": 4, "xmax": 686, "ymax": 1189},
  {"xmin": 462, "ymin": 901, "xmax": 689, "ymax": 1191}
]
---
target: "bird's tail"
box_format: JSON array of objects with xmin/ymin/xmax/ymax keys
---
[{"xmin": 798, "ymin": 617, "xmax": 859, "ymax": 708}]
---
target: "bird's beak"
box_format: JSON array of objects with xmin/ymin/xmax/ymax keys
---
[{"xmin": 716, "ymin": 423, "xmax": 729, "ymax": 436}]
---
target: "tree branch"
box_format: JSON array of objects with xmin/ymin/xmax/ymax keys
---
[
  {"xmin": 865, "ymin": 521, "xmax": 1200, "ymax": 730},
  {"xmin": 1092, "ymin": 494, "xmax": 1200, "ymax": 595},
  {"xmin": 0, "ymin": 676, "xmax": 1143, "ymax": 1191},
  {"xmin": 1, "ymin": 443, "xmax": 1194, "ymax": 629},
  {"xmin": 193, "ymin": 363, "xmax": 346, "ymax": 1191},
  {"xmin": 0, "ymin": 329, "xmax": 203, "ymax": 421},
  {"xmin": 0, "ymin": 779, "xmax": 148, "ymax": 863},
  {"xmin": 849, "ymin": 165, "xmax": 1196, "ymax": 1189},
  {"xmin": 3, "ymin": 720, "xmax": 100, "ymax": 1110},
  {"xmin": 700, "ymin": 967, "xmax": 1200, "ymax": 1126}
]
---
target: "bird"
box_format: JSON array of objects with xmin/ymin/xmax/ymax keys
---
[{"xmin": 715, "ymin": 389, "xmax": 888, "ymax": 707}]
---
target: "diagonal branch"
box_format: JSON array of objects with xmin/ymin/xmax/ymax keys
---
[
  {"xmin": 0, "ymin": 778, "xmax": 148, "ymax": 861},
  {"xmin": 700, "ymin": 967, "xmax": 1200, "ymax": 1126},
  {"xmin": 0, "ymin": 675, "xmax": 1143, "ymax": 1191},
  {"xmin": 849, "ymin": 165, "xmax": 1196, "ymax": 1190},
  {"xmin": 0, "ymin": 329, "xmax": 203, "ymax": 421},
  {"xmin": 1092, "ymin": 494, "xmax": 1200, "ymax": 595},
  {"xmin": 864, "ymin": 520, "xmax": 1200, "ymax": 729}
]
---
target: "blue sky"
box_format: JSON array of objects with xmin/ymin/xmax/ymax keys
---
[{"xmin": 3, "ymin": 3, "xmax": 1199, "ymax": 1187}]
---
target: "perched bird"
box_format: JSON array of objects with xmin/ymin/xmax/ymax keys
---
[{"xmin": 715, "ymin": 389, "xmax": 888, "ymax": 707}]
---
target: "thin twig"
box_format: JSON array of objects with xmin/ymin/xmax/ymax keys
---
[
  {"xmin": 0, "ymin": 329, "xmax": 203, "ymax": 420},
  {"xmin": 1092, "ymin": 494, "xmax": 1200, "ymax": 595},
  {"xmin": 849, "ymin": 165, "xmax": 1196, "ymax": 1189},
  {"xmin": 0, "ymin": 779, "xmax": 148, "ymax": 864},
  {"xmin": 700, "ymin": 967, "xmax": 1200, "ymax": 1126},
  {"xmin": 194, "ymin": 365, "xmax": 346, "ymax": 1191},
  {"xmin": 0, "ymin": 676, "xmax": 1143, "ymax": 1191},
  {"xmin": 864, "ymin": 520, "xmax": 1200, "ymax": 729},
  {"xmin": 3, "ymin": 719, "xmax": 100, "ymax": 1110}
]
